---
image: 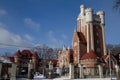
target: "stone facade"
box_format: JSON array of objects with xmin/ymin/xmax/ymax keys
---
[{"xmin": 57, "ymin": 46, "xmax": 73, "ymax": 68}]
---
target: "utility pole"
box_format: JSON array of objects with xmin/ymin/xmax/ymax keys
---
[{"xmin": 109, "ymin": 49, "xmax": 112, "ymax": 80}]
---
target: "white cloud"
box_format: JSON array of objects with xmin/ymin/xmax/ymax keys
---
[
  {"xmin": 0, "ymin": 26, "xmax": 33, "ymax": 48},
  {"xmin": 0, "ymin": 9, "xmax": 7, "ymax": 17},
  {"xmin": 24, "ymin": 18, "xmax": 40, "ymax": 31},
  {"xmin": 47, "ymin": 30, "xmax": 64, "ymax": 48},
  {"xmin": 24, "ymin": 34, "xmax": 34, "ymax": 41}
]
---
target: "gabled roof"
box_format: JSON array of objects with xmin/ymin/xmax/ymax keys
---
[
  {"xmin": 32, "ymin": 52, "xmax": 39, "ymax": 58},
  {"xmin": 15, "ymin": 50, "xmax": 39, "ymax": 58},
  {"xmin": 76, "ymin": 32, "xmax": 86, "ymax": 43},
  {"xmin": 15, "ymin": 50, "xmax": 21, "ymax": 56},
  {"xmin": 22, "ymin": 50, "xmax": 32, "ymax": 55},
  {"xmin": 81, "ymin": 50, "xmax": 97, "ymax": 60},
  {"xmin": 102, "ymin": 54, "xmax": 117, "ymax": 63},
  {"xmin": 102, "ymin": 55, "xmax": 107, "ymax": 60}
]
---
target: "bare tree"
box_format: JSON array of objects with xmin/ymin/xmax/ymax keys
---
[
  {"xmin": 33, "ymin": 44, "xmax": 61, "ymax": 59},
  {"xmin": 114, "ymin": 0, "xmax": 120, "ymax": 12},
  {"xmin": 107, "ymin": 44, "xmax": 120, "ymax": 55}
]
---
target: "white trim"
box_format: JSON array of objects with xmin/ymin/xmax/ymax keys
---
[
  {"xmin": 87, "ymin": 24, "xmax": 89, "ymax": 52},
  {"xmin": 90, "ymin": 23, "xmax": 94, "ymax": 50},
  {"xmin": 101, "ymin": 25, "xmax": 106, "ymax": 55}
]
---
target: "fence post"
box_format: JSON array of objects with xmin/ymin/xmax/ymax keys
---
[
  {"xmin": 79, "ymin": 63, "xmax": 84, "ymax": 78},
  {"xmin": 69, "ymin": 63, "xmax": 74, "ymax": 79},
  {"xmin": 28, "ymin": 60, "xmax": 33, "ymax": 79},
  {"xmin": 115, "ymin": 65, "xmax": 120, "ymax": 80},
  {"xmin": 10, "ymin": 63, "xmax": 16, "ymax": 80},
  {"xmin": 98, "ymin": 64, "xmax": 103, "ymax": 78},
  {"xmin": 48, "ymin": 61, "xmax": 53, "ymax": 78},
  {"xmin": 0, "ymin": 62, "xmax": 2, "ymax": 79}
]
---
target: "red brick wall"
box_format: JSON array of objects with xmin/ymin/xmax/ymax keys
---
[{"xmin": 93, "ymin": 24, "xmax": 104, "ymax": 57}]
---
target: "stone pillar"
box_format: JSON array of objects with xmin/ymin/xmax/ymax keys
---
[
  {"xmin": 118, "ymin": 70, "xmax": 120, "ymax": 80},
  {"xmin": 115, "ymin": 65, "xmax": 120, "ymax": 80},
  {"xmin": 10, "ymin": 63, "xmax": 16, "ymax": 80},
  {"xmin": 101, "ymin": 25, "xmax": 107, "ymax": 55},
  {"xmin": 87, "ymin": 24, "xmax": 90, "ymax": 53},
  {"xmin": 48, "ymin": 61, "xmax": 53, "ymax": 78},
  {"xmin": 90, "ymin": 23, "xmax": 94, "ymax": 51},
  {"xmin": 98, "ymin": 65, "xmax": 103, "ymax": 78},
  {"xmin": 28, "ymin": 60, "xmax": 33, "ymax": 79},
  {"xmin": 69, "ymin": 63, "xmax": 74, "ymax": 79},
  {"xmin": 79, "ymin": 64, "xmax": 84, "ymax": 78},
  {"xmin": 97, "ymin": 11, "xmax": 106, "ymax": 55},
  {"xmin": 0, "ymin": 62, "xmax": 2, "ymax": 79},
  {"xmin": 49, "ymin": 61, "xmax": 53, "ymax": 70},
  {"xmin": 78, "ymin": 40, "xmax": 80, "ymax": 63}
]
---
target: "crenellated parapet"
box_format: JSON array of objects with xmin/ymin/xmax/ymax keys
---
[
  {"xmin": 96, "ymin": 11, "xmax": 105, "ymax": 25},
  {"xmin": 77, "ymin": 4, "xmax": 105, "ymax": 25},
  {"xmin": 80, "ymin": 4, "xmax": 86, "ymax": 16},
  {"xmin": 85, "ymin": 8, "xmax": 93, "ymax": 23}
]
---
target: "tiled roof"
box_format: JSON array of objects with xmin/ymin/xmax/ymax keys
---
[
  {"xmin": 102, "ymin": 55, "xmax": 107, "ymax": 60},
  {"xmin": 15, "ymin": 50, "xmax": 39, "ymax": 58},
  {"xmin": 22, "ymin": 50, "xmax": 32, "ymax": 55},
  {"xmin": 81, "ymin": 50, "xmax": 97, "ymax": 60},
  {"xmin": 15, "ymin": 50, "xmax": 21, "ymax": 56},
  {"xmin": 32, "ymin": 52, "xmax": 39, "ymax": 58},
  {"xmin": 77, "ymin": 32, "xmax": 86, "ymax": 43}
]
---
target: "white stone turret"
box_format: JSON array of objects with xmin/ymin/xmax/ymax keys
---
[
  {"xmin": 97, "ymin": 11, "xmax": 105, "ymax": 25},
  {"xmin": 85, "ymin": 8, "xmax": 93, "ymax": 23},
  {"xmin": 63, "ymin": 45, "xmax": 66, "ymax": 50},
  {"xmin": 58, "ymin": 50, "xmax": 61, "ymax": 54},
  {"xmin": 74, "ymin": 27, "xmax": 77, "ymax": 32},
  {"xmin": 80, "ymin": 4, "xmax": 86, "ymax": 16},
  {"xmin": 77, "ymin": 5, "xmax": 86, "ymax": 20},
  {"xmin": 68, "ymin": 46, "xmax": 70, "ymax": 50}
]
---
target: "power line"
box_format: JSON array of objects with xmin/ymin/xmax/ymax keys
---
[{"xmin": 0, "ymin": 43, "xmax": 34, "ymax": 48}]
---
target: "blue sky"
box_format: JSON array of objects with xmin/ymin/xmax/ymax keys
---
[{"xmin": 0, "ymin": 0, "xmax": 120, "ymax": 54}]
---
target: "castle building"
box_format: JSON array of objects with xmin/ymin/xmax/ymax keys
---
[
  {"xmin": 14, "ymin": 49, "xmax": 58, "ymax": 77},
  {"xmin": 58, "ymin": 5, "xmax": 117, "ymax": 77},
  {"xmin": 14, "ymin": 50, "xmax": 40, "ymax": 76}
]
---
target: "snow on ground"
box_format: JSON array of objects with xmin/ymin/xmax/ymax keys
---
[
  {"xmin": 52, "ymin": 78, "xmax": 116, "ymax": 80},
  {"xmin": 17, "ymin": 75, "xmax": 116, "ymax": 80},
  {"xmin": 17, "ymin": 77, "xmax": 116, "ymax": 80}
]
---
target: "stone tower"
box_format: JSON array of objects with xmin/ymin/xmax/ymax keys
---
[
  {"xmin": 58, "ymin": 4, "xmax": 117, "ymax": 77},
  {"xmin": 72, "ymin": 4, "xmax": 106, "ymax": 64}
]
